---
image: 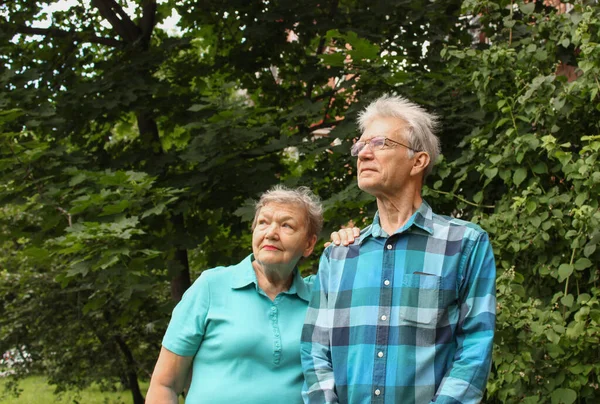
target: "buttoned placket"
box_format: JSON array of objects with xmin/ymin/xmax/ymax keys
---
[
  {"xmin": 373, "ymin": 237, "xmax": 396, "ymax": 402},
  {"xmin": 270, "ymin": 297, "xmax": 282, "ymax": 366}
]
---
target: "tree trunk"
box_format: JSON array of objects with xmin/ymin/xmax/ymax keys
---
[
  {"xmin": 114, "ymin": 335, "xmax": 145, "ymax": 404},
  {"xmin": 170, "ymin": 213, "xmax": 191, "ymax": 302},
  {"xmin": 135, "ymin": 110, "xmax": 192, "ymax": 302}
]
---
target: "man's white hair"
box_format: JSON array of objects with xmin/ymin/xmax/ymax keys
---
[{"xmin": 358, "ymin": 94, "xmax": 441, "ymax": 177}]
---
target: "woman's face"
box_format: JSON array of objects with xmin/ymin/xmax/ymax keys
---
[{"xmin": 252, "ymin": 202, "xmax": 316, "ymax": 272}]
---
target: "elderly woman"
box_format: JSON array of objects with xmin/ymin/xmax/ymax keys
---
[{"xmin": 146, "ymin": 185, "xmax": 324, "ymax": 403}]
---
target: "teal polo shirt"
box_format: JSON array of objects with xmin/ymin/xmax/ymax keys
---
[{"xmin": 162, "ymin": 254, "xmax": 311, "ymax": 403}]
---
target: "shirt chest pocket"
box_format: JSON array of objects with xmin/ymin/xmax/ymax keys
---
[{"xmin": 398, "ymin": 273, "xmax": 441, "ymax": 328}]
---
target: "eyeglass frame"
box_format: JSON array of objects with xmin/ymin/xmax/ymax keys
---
[{"xmin": 350, "ymin": 135, "xmax": 421, "ymax": 157}]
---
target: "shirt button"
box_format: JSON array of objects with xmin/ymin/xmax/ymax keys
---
[
  {"xmin": 377, "ymin": 351, "xmax": 384, "ymax": 358},
  {"xmin": 271, "ymin": 306, "xmax": 276, "ymax": 311},
  {"xmin": 384, "ymin": 279, "xmax": 390, "ymax": 286},
  {"xmin": 374, "ymin": 389, "xmax": 381, "ymax": 396},
  {"xmin": 386, "ymin": 244, "xmax": 392, "ymax": 250},
  {"xmin": 381, "ymin": 315, "xmax": 387, "ymax": 321}
]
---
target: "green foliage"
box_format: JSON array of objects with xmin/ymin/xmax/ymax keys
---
[{"xmin": 436, "ymin": 1, "xmax": 600, "ymax": 402}]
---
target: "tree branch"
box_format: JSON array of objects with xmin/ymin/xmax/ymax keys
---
[
  {"xmin": 139, "ymin": 0, "xmax": 157, "ymax": 43},
  {"xmin": 13, "ymin": 25, "xmax": 123, "ymax": 47},
  {"xmin": 91, "ymin": 0, "xmax": 141, "ymax": 42}
]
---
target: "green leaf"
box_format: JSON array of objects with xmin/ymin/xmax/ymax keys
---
[
  {"xmin": 531, "ymin": 162, "xmax": 547, "ymax": 174},
  {"xmin": 530, "ymin": 216, "xmax": 541, "ymax": 228},
  {"xmin": 574, "ymin": 258, "xmax": 592, "ymax": 270},
  {"xmin": 591, "ymin": 310, "xmax": 600, "ymax": 324},
  {"xmin": 495, "ymin": 118, "xmax": 510, "ymax": 128},
  {"xmin": 526, "ymin": 200, "xmax": 537, "ymax": 214},
  {"xmin": 583, "ymin": 243, "xmax": 596, "ymax": 257},
  {"xmin": 534, "ymin": 50, "xmax": 548, "ymax": 61},
  {"xmin": 520, "ymin": 2, "xmax": 535, "ymax": 15},
  {"xmin": 141, "ymin": 203, "xmax": 166, "ymax": 219},
  {"xmin": 484, "ymin": 167, "xmax": 498, "ymax": 179},
  {"xmin": 473, "ymin": 191, "xmax": 483, "ymax": 204},
  {"xmin": 23, "ymin": 247, "xmax": 50, "ymax": 260},
  {"xmin": 100, "ymin": 200, "xmax": 130, "ymax": 216},
  {"xmin": 489, "ymin": 155, "xmax": 502, "ymax": 164},
  {"xmin": 558, "ymin": 264, "xmax": 573, "ymax": 282},
  {"xmin": 319, "ymin": 52, "xmax": 346, "ymax": 67},
  {"xmin": 574, "ymin": 192, "xmax": 588, "ymax": 207},
  {"xmin": 188, "ymin": 104, "xmax": 208, "ymax": 112},
  {"xmin": 345, "ymin": 31, "xmax": 380, "ymax": 61},
  {"xmin": 67, "ymin": 261, "xmax": 90, "ymax": 277},
  {"xmin": 69, "ymin": 173, "xmax": 86, "ymax": 186},
  {"xmin": 98, "ymin": 255, "xmax": 120, "ymax": 270},
  {"xmin": 577, "ymin": 293, "xmax": 591, "ymax": 304},
  {"xmin": 560, "ymin": 294, "xmax": 574, "ymax": 307},
  {"xmin": 551, "ymin": 388, "xmax": 577, "ymax": 404},
  {"xmin": 513, "ymin": 168, "xmax": 527, "ymax": 186}
]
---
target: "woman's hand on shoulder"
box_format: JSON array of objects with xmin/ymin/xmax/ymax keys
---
[{"xmin": 325, "ymin": 227, "xmax": 360, "ymax": 248}]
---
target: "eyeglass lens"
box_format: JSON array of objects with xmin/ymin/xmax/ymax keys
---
[{"xmin": 351, "ymin": 137, "xmax": 386, "ymax": 156}]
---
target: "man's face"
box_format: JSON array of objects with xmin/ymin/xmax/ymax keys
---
[
  {"xmin": 252, "ymin": 202, "xmax": 316, "ymax": 273},
  {"xmin": 356, "ymin": 116, "xmax": 414, "ymax": 196}
]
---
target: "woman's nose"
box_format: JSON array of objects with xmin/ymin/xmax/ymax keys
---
[{"xmin": 265, "ymin": 223, "xmax": 279, "ymax": 239}]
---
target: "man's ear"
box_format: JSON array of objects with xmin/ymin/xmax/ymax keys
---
[
  {"xmin": 303, "ymin": 234, "xmax": 318, "ymax": 257},
  {"xmin": 411, "ymin": 151, "xmax": 430, "ymax": 177}
]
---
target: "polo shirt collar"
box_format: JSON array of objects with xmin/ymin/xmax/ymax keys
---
[
  {"xmin": 231, "ymin": 254, "xmax": 257, "ymax": 289},
  {"xmin": 364, "ymin": 200, "xmax": 434, "ymax": 239},
  {"xmin": 231, "ymin": 254, "xmax": 310, "ymax": 302}
]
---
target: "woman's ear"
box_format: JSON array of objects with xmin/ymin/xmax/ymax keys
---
[{"xmin": 303, "ymin": 234, "xmax": 318, "ymax": 257}]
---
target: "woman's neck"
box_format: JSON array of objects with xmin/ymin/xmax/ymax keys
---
[{"xmin": 252, "ymin": 260, "xmax": 295, "ymax": 300}]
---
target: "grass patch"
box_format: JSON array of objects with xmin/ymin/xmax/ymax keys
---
[{"xmin": 0, "ymin": 375, "xmax": 151, "ymax": 404}]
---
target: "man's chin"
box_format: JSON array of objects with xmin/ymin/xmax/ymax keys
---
[{"xmin": 358, "ymin": 181, "xmax": 379, "ymax": 194}]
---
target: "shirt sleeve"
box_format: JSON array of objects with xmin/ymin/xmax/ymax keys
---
[
  {"xmin": 162, "ymin": 272, "xmax": 211, "ymax": 357},
  {"xmin": 433, "ymin": 231, "xmax": 496, "ymax": 403},
  {"xmin": 301, "ymin": 249, "xmax": 339, "ymax": 404}
]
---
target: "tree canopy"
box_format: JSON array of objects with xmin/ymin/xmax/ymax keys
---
[{"xmin": 1, "ymin": 0, "xmax": 599, "ymax": 403}]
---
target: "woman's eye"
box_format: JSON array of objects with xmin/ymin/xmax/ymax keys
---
[{"xmin": 282, "ymin": 223, "xmax": 293, "ymax": 229}]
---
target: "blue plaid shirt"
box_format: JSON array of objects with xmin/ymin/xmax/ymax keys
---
[{"xmin": 301, "ymin": 201, "xmax": 496, "ymax": 404}]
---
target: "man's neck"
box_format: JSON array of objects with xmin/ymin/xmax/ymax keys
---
[
  {"xmin": 376, "ymin": 188, "xmax": 423, "ymax": 236},
  {"xmin": 252, "ymin": 261, "xmax": 295, "ymax": 301}
]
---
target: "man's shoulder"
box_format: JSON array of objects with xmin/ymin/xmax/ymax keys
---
[{"xmin": 431, "ymin": 211, "xmax": 488, "ymax": 240}]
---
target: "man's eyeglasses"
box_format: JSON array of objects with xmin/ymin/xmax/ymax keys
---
[{"xmin": 350, "ymin": 136, "xmax": 419, "ymax": 157}]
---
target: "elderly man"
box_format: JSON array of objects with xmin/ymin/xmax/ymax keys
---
[
  {"xmin": 147, "ymin": 185, "xmax": 322, "ymax": 403},
  {"xmin": 301, "ymin": 95, "xmax": 496, "ymax": 404}
]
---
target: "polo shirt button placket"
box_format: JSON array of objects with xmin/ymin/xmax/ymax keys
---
[{"xmin": 271, "ymin": 304, "xmax": 282, "ymax": 365}]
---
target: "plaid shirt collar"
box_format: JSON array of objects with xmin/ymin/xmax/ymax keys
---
[
  {"xmin": 360, "ymin": 200, "xmax": 435, "ymax": 241},
  {"xmin": 231, "ymin": 254, "xmax": 310, "ymax": 302}
]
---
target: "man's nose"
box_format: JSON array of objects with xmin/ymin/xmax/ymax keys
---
[{"xmin": 358, "ymin": 143, "xmax": 374, "ymax": 159}]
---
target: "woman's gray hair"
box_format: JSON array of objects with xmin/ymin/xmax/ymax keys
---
[
  {"xmin": 252, "ymin": 185, "xmax": 324, "ymax": 237},
  {"xmin": 357, "ymin": 94, "xmax": 441, "ymax": 177}
]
